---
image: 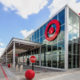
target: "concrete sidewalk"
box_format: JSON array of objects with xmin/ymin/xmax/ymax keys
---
[
  {"xmin": 0, "ymin": 64, "xmax": 18, "ymax": 80},
  {"xmin": 6, "ymin": 66, "xmax": 64, "ymax": 80},
  {"xmin": 1, "ymin": 65, "xmax": 80, "ymax": 80},
  {"xmin": 9, "ymin": 68, "xmax": 80, "ymax": 80},
  {"xmin": 0, "ymin": 65, "xmax": 6, "ymax": 80},
  {"xmin": 3, "ymin": 66, "xmax": 20, "ymax": 80},
  {"xmin": 40, "ymin": 70, "xmax": 80, "ymax": 80}
]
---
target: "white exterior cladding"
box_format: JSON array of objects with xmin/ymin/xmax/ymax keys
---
[
  {"xmin": 65, "ymin": 6, "xmax": 69, "ymax": 71},
  {"xmin": 64, "ymin": 6, "xmax": 80, "ymax": 70},
  {"xmin": 13, "ymin": 41, "xmax": 16, "ymax": 68}
]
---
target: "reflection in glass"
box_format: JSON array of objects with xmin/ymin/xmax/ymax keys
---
[{"xmin": 68, "ymin": 9, "xmax": 79, "ymax": 69}]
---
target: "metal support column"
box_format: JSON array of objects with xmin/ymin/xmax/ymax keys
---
[
  {"xmin": 39, "ymin": 46, "xmax": 41, "ymax": 66},
  {"xmin": 6, "ymin": 51, "xmax": 7, "ymax": 65},
  {"xmin": 23, "ymin": 55, "xmax": 24, "ymax": 65},
  {"xmin": 79, "ymin": 13, "xmax": 80, "ymax": 68},
  {"xmin": 13, "ymin": 41, "xmax": 16, "ymax": 68},
  {"xmin": 65, "ymin": 6, "xmax": 69, "ymax": 71},
  {"xmin": 44, "ymin": 45, "xmax": 46, "ymax": 66}
]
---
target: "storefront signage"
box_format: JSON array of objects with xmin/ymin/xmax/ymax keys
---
[
  {"xmin": 30, "ymin": 56, "xmax": 37, "ymax": 63},
  {"xmin": 45, "ymin": 19, "xmax": 60, "ymax": 41}
]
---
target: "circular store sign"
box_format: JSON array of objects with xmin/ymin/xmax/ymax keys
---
[
  {"xmin": 45, "ymin": 19, "xmax": 60, "ymax": 41},
  {"xmin": 30, "ymin": 56, "xmax": 37, "ymax": 63}
]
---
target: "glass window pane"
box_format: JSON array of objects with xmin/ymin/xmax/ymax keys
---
[
  {"xmin": 58, "ymin": 9, "xmax": 65, "ymax": 25},
  {"xmin": 36, "ymin": 29, "xmax": 39, "ymax": 39},
  {"xmin": 69, "ymin": 9, "xmax": 79, "ymax": 28}
]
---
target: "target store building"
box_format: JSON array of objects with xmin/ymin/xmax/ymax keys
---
[{"xmin": 1, "ymin": 5, "xmax": 80, "ymax": 71}]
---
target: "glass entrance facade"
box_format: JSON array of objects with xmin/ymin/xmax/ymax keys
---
[
  {"xmin": 68, "ymin": 8, "xmax": 80, "ymax": 68},
  {"xmin": 18, "ymin": 6, "xmax": 80, "ymax": 70},
  {"xmin": 24, "ymin": 8, "xmax": 66, "ymax": 69}
]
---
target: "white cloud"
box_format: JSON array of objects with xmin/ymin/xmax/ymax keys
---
[
  {"xmin": 3, "ymin": 7, "xmax": 8, "ymax": 11},
  {"xmin": 48, "ymin": 0, "xmax": 80, "ymax": 17},
  {"xmin": 0, "ymin": 42, "xmax": 4, "ymax": 46},
  {"xmin": 20, "ymin": 29, "xmax": 34, "ymax": 38},
  {"xmin": 0, "ymin": 0, "xmax": 48, "ymax": 19},
  {"xmin": 0, "ymin": 48, "xmax": 5, "ymax": 57},
  {"xmin": 0, "ymin": 42, "xmax": 4, "ymax": 57}
]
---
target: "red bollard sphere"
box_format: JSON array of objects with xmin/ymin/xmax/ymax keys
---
[
  {"xmin": 8, "ymin": 64, "xmax": 10, "ymax": 68},
  {"xmin": 25, "ymin": 69, "xmax": 35, "ymax": 80}
]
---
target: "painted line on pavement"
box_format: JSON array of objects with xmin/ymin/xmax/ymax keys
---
[
  {"xmin": 4, "ymin": 67, "xmax": 19, "ymax": 80},
  {"xmin": 0, "ymin": 64, "xmax": 9, "ymax": 80}
]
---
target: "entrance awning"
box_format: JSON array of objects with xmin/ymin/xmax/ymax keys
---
[{"xmin": 2, "ymin": 38, "xmax": 42, "ymax": 56}]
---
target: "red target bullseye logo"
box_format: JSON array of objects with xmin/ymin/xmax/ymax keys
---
[{"xmin": 45, "ymin": 19, "xmax": 60, "ymax": 41}]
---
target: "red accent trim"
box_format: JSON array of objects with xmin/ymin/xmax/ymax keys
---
[
  {"xmin": 45, "ymin": 19, "xmax": 60, "ymax": 41},
  {"xmin": 0, "ymin": 64, "xmax": 9, "ymax": 80}
]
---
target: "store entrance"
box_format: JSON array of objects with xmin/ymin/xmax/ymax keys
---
[{"xmin": 68, "ymin": 41, "xmax": 79, "ymax": 68}]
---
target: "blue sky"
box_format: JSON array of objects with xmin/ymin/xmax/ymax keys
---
[
  {"xmin": 0, "ymin": 0, "xmax": 80, "ymax": 56},
  {"xmin": 0, "ymin": 0, "xmax": 52, "ymax": 47},
  {"xmin": 0, "ymin": 0, "xmax": 53, "ymax": 49}
]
